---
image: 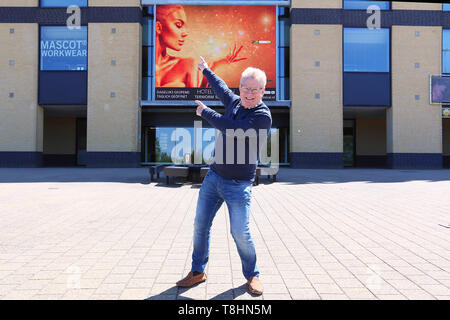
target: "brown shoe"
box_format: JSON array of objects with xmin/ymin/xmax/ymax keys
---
[
  {"xmin": 247, "ymin": 276, "xmax": 263, "ymax": 295},
  {"xmin": 176, "ymin": 272, "xmax": 207, "ymax": 287}
]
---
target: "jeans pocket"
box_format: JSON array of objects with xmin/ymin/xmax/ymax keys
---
[{"xmin": 232, "ymin": 179, "xmax": 251, "ymax": 186}]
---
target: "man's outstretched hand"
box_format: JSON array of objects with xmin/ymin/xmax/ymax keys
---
[
  {"xmin": 195, "ymin": 100, "xmax": 207, "ymax": 116},
  {"xmin": 198, "ymin": 56, "xmax": 209, "ymax": 72}
]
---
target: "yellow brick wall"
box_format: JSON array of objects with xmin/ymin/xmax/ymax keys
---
[
  {"xmin": 0, "ymin": 0, "xmax": 37, "ymax": 6},
  {"xmin": 389, "ymin": 26, "xmax": 442, "ymax": 154},
  {"xmin": 87, "ymin": 23, "xmax": 141, "ymax": 152},
  {"xmin": 391, "ymin": 2, "xmax": 442, "ymax": 10},
  {"xmin": 290, "ymin": 24, "xmax": 343, "ymax": 153},
  {"xmin": 291, "ymin": 0, "xmax": 342, "ymax": 9},
  {"xmin": 0, "ymin": 24, "xmax": 41, "ymax": 152}
]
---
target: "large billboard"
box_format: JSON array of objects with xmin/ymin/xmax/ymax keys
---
[{"xmin": 154, "ymin": 5, "xmax": 277, "ymax": 101}]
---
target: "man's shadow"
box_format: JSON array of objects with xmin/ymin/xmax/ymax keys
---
[{"xmin": 146, "ymin": 283, "xmax": 256, "ymax": 300}]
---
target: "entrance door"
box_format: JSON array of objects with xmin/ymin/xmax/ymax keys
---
[
  {"xmin": 343, "ymin": 119, "xmax": 355, "ymax": 167},
  {"xmin": 76, "ymin": 118, "xmax": 87, "ymax": 166}
]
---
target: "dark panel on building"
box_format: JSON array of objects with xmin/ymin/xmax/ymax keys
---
[
  {"xmin": 0, "ymin": 7, "xmax": 142, "ymax": 24},
  {"xmin": 444, "ymin": 156, "xmax": 450, "ymax": 168},
  {"xmin": 43, "ymin": 154, "xmax": 77, "ymax": 167},
  {"xmin": 290, "ymin": 152, "xmax": 343, "ymax": 169},
  {"xmin": 355, "ymin": 155, "xmax": 388, "ymax": 168},
  {"xmin": 0, "ymin": 152, "xmax": 43, "ymax": 168},
  {"xmin": 39, "ymin": 71, "xmax": 87, "ymax": 105},
  {"xmin": 141, "ymin": 108, "xmax": 289, "ymax": 128},
  {"xmin": 290, "ymin": 8, "xmax": 448, "ymax": 27},
  {"xmin": 87, "ymin": 152, "xmax": 141, "ymax": 168},
  {"xmin": 88, "ymin": 7, "xmax": 143, "ymax": 23},
  {"xmin": 344, "ymin": 72, "xmax": 391, "ymax": 106},
  {"xmin": 142, "ymin": 110, "xmax": 212, "ymax": 128},
  {"xmin": 387, "ymin": 153, "xmax": 443, "ymax": 169}
]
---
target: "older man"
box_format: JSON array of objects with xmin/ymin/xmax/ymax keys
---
[{"xmin": 176, "ymin": 57, "xmax": 272, "ymax": 295}]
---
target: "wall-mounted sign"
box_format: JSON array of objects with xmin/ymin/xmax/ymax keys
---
[
  {"xmin": 430, "ymin": 75, "xmax": 450, "ymax": 104},
  {"xmin": 154, "ymin": 5, "xmax": 276, "ymax": 101},
  {"xmin": 40, "ymin": 26, "xmax": 87, "ymax": 71}
]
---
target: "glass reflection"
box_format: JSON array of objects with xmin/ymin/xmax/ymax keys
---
[{"xmin": 144, "ymin": 126, "xmax": 289, "ymax": 165}]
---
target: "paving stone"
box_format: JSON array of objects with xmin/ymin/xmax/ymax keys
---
[
  {"xmin": 1, "ymin": 289, "xmax": 40, "ymax": 300},
  {"xmin": 398, "ymin": 289, "xmax": 437, "ymax": 300},
  {"xmin": 288, "ymin": 288, "xmax": 320, "ymax": 300},
  {"xmin": 375, "ymin": 294, "xmax": 407, "ymax": 300},
  {"xmin": 419, "ymin": 284, "xmax": 450, "ymax": 296},
  {"xmin": 119, "ymin": 288, "xmax": 151, "ymax": 300},
  {"xmin": 262, "ymin": 293, "xmax": 292, "ymax": 300},
  {"xmin": 0, "ymin": 168, "xmax": 449, "ymax": 300},
  {"xmin": 94, "ymin": 283, "xmax": 127, "ymax": 295},
  {"xmin": 342, "ymin": 287, "xmax": 377, "ymax": 300},
  {"xmin": 61, "ymin": 289, "xmax": 95, "ymax": 300},
  {"xmin": 319, "ymin": 294, "xmax": 349, "ymax": 300},
  {"xmin": 312, "ymin": 283, "xmax": 344, "ymax": 295}
]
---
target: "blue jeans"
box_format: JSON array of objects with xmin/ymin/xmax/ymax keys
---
[{"xmin": 191, "ymin": 169, "xmax": 259, "ymax": 280}]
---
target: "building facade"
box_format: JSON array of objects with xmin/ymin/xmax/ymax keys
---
[{"xmin": 0, "ymin": 0, "xmax": 449, "ymax": 169}]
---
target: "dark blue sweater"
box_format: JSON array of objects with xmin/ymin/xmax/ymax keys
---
[{"xmin": 200, "ymin": 68, "xmax": 272, "ymax": 181}]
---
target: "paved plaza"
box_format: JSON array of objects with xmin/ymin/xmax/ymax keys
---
[{"xmin": 0, "ymin": 167, "xmax": 449, "ymax": 300}]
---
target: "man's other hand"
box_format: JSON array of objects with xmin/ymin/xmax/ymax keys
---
[
  {"xmin": 195, "ymin": 100, "xmax": 207, "ymax": 116},
  {"xmin": 198, "ymin": 56, "xmax": 208, "ymax": 72}
]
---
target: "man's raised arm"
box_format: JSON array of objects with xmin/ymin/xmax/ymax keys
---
[{"xmin": 197, "ymin": 56, "xmax": 237, "ymax": 110}]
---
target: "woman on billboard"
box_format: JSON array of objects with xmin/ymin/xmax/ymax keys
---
[{"xmin": 155, "ymin": 5, "xmax": 246, "ymax": 88}]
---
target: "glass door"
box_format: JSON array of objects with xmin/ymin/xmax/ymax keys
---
[{"xmin": 343, "ymin": 120, "xmax": 355, "ymax": 167}]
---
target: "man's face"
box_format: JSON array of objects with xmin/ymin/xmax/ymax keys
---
[{"xmin": 239, "ymin": 77, "xmax": 265, "ymax": 109}]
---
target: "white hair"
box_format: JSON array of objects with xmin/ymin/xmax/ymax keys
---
[{"xmin": 240, "ymin": 67, "xmax": 267, "ymax": 88}]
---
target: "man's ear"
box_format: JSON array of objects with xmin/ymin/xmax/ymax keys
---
[{"xmin": 155, "ymin": 21, "xmax": 162, "ymax": 35}]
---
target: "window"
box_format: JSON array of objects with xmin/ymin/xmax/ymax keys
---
[
  {"xmin": 142, "ymin": 6, "xmax": 154, "ymax": 101},
  {"xmin": 143, "ymin": 126, "xmax": 289, "ymax": 165},
  {"xmin": 40, "ymin": 26, "xmax": 88, "ymax": 71},
  {"xmin": 343, "ymin": 0, "xmax": 390, "ymax": 10},
  {"xmin": 344, "ymin": 27, "xmax": 390, "ymax": 72},
  {"xmin": 278, "ymin": 6, "xmax": 290, "ymax": 100},
  {"xmin": 443, "ymin": 30, "xmax": 450, "ymax": 74},
  {"xmin": 40, "ymin": 0, "xmax": 87, "ymax": 7},
  {"xmin": 145, "ymin": 127, "xmax": 215, "ymax": 164}
]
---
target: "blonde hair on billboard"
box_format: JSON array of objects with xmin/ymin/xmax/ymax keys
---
[
  {"xmin": 156, "ymin": 5, "xmax": 184, "ymax": 23},
  {"xmin": 240, "ymin": 67, "xmax": 267, "ymax": 88}
]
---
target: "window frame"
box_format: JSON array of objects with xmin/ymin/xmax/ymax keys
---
[
  {"xmin": 142, "ymin": 6, "xmax": 154, "ymax": 101},
  {"xmin": 442, "ymin": 29, "xmax": 450, "ymax": 74},
  {"xmin": 342, "ymin": 0, "xmax": 390, "ymax": 10},
  {"xmin": 343, "ymin": 27, "xmax": 391, "ymax": 73},
  {"xmin": 40, "ymin": 0, "xmax": 88, "ymax": 8}
]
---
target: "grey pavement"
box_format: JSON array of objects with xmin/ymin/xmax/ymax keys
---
[{"xmin": 0, "ymin": 167, "xmax": 449, "ymax": 300}]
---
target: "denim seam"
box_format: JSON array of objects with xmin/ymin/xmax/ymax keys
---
[{"xmin": 192, "ymin": 197, "xmax": 222, "ymax": 274}]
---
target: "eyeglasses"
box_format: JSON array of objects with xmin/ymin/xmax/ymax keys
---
[{"xmin": 240, "ymin": 86, "xmax": 262, "ymax": 94}]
